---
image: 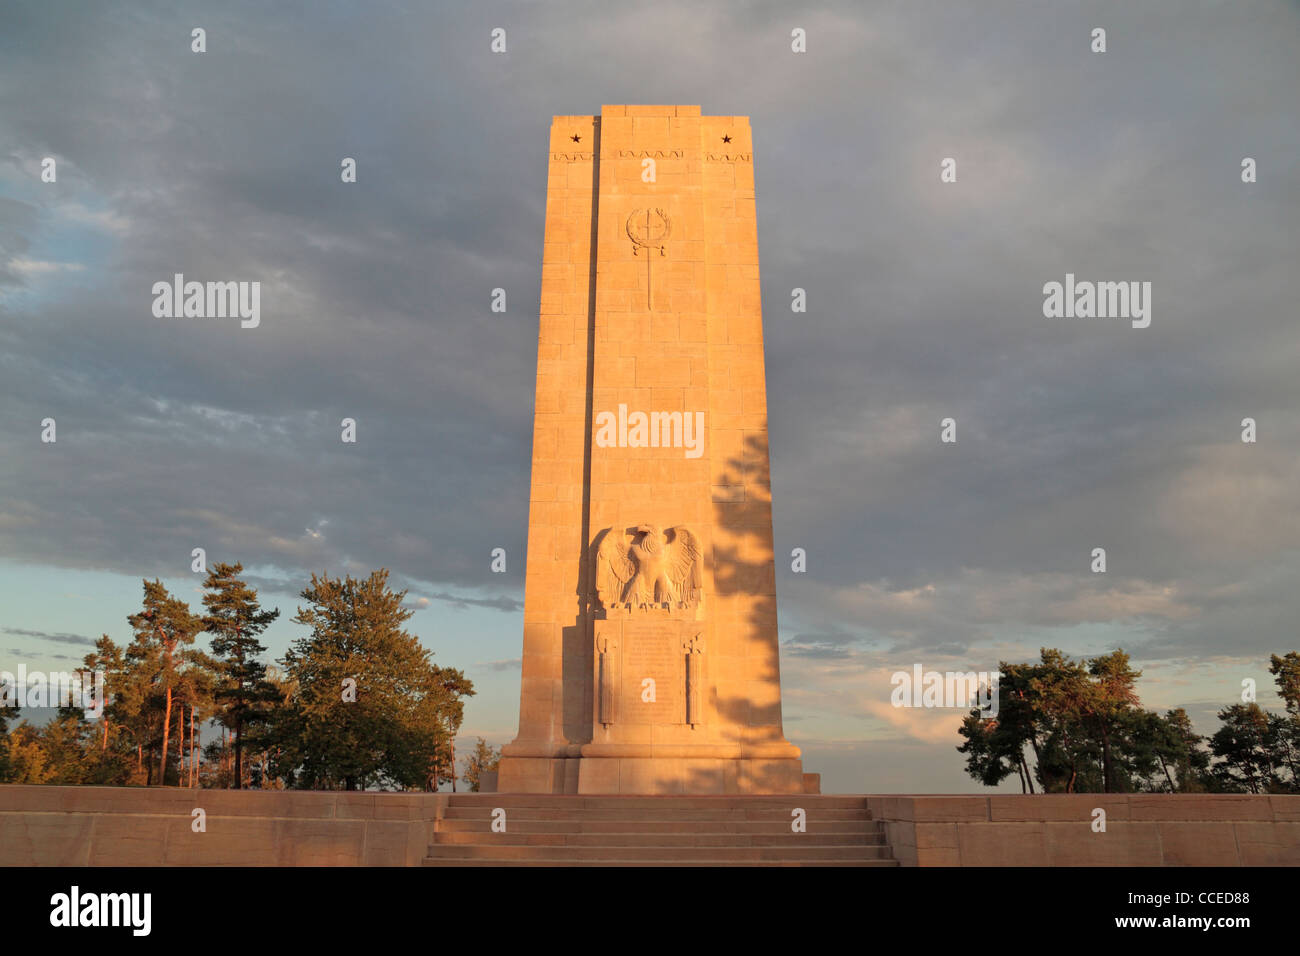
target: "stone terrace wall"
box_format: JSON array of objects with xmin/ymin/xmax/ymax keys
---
[
  {"xmin": 867, "ymin": 794, "xmax": 1300, "ymax": 866},
  {"xmin": 6, "ymin": 787, "xmax": 1298, "ymax": 866},
  {"xmin": 0, "ymin": 785, "xmax": 448, "ymax": 866}
]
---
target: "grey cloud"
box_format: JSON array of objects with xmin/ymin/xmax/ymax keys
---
[
  {"xmin": 3, "ymin": 627, "xmax": 95, "ymax": 647},
  {"xmin": 420, "ymin": 592, "xmax": 524, "ymax": 613},
  {"xmin": 2, "ymin": 648, "xmax": 77, "ymax": 663},
  {"xmin": 782, "ymin": 629, "xmax": 862, "ymax": 661}
]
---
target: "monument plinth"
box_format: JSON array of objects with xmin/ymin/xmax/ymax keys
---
[{"xmin": 497, "ymin": 105, "xmax": 804, "ymax": 793}]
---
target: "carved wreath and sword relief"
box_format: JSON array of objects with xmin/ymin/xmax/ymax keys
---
[
  {"xmin": 626, "ymin": 208, "xmax": 670, "ymax": 310},
  {"xmin": 593, "ymin": 523, "xmax": 702, "ymax": 610}
]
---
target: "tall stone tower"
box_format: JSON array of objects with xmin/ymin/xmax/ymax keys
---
[{"xmin": 497, "ymin": 106, "xmax": 804, "ymax": 794}]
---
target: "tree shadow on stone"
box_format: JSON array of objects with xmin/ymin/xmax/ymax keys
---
[{"xmin": 685, "ymin": 426, "xmax": 804, "ymax": 794}]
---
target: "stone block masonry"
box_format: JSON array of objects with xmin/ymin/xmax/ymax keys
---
[{"xmin": 497, "ymin": 106, "xmax": 801, "ymax": 794}]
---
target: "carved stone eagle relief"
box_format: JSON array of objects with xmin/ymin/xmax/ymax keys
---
[{"xmin": 594, "ymin": 524, "xmax": 703, "ymax": 610}]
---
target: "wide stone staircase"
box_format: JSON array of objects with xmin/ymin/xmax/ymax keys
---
[{"xmin": 423, "ymin": 794, "xmax": 896, "ymax": 866}]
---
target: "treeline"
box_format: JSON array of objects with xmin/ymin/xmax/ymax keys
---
[
  {"xmin": 958, "ymin": 648, "xmax": 1300, "ymax": 794},
  {"xmin": 0, "ymin": 563, "xmax": 474, "ymax": 791}
]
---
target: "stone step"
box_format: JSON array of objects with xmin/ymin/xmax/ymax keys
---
[
  {"xmin": 432, "ymin": 831, "xmax": 884, "ymax": 847},
  {"xmin": 423, "ymin": 793, "xmax": 895, "ymax": 865},
  {"xmin": 422, "ymin": 858, "xmax": 899, "ymax": 867},
  {"xmin": 440, "ymin": 795, "xmax": 868, "ymax": 810},
  {"xmin": 436, "ymin": 818, "xmax": 881, "ymax": 835},
  {"xmin": 423, "ymin": 844, "xmax": 894, "ymax": 862},
  {"xmin": 439, "ymin": 807, "xmax": 873, "ymax": 822}
]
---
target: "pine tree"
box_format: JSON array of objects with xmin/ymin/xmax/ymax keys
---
[
  {"xmin": 1083, "ymin": 651, "xmax": 1143, "ymax": 793},
  {"xmin": 1269, "ymin": 652, "xmax": 1300, "ymax": 715},
  {"xmin": 958, "ymin": 649, "xmax": 1165, "ymax": 793},
  {"xmin": 0, "ymin": 690, "xmax": 16, "ymax": 781},
  {"xmin": 98, "ymin": 632, "xmax": 157, "ymax": 785},
  {"xmin": 1123, "ymin": 708, "xmax": 1210, "ymax": 792},
  {"xmin": 1209, "ymin": 703, "xmax": 1276, "ymax": 793},
  {"xmin": 83, "ymin": 636, "xmax": 123, "ymax": 754},
  {"xmin": 126, "ymin": 579, "xmax": 203, "ymax": 785},
  {"xmin": 201, "ymin": 562, "xmax": 279, "ymax": 789}
]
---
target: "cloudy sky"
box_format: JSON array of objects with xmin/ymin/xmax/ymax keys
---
[{"xmin": 2, "ymin": 0, "xmax": 1298, "ymax": 793}]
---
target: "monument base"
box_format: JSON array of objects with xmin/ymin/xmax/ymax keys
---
[
  {"xmin": 576, "ymin": 756, "xmax": 805, "ymax": 794},
  {"xmin": 497, "ymin": 751, "xmax": 805, "ymax": 794},
  {"xmin": 496, "ymin": 754, "xmax": 577, "ymax": 794}
]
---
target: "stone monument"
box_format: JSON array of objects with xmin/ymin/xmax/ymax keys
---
[{"xmin": 497, "ymin": 106, "xmax": 805, "ymax": 793}]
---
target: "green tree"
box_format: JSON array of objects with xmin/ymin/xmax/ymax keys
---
[
  {"xmin": 1267, "ymin": 711, "xmax": 1300, "ymax": 789},
  {"xmin": 1205, "ymin": 657, "xmax": 1300, "ymax": 794},
  {"xmin": 1030, "ymin": 649, "xmax": 1102, "ymax": 792},
  {"xmin": 1125, "ymin": 708, "xmax": 1210, "ymax": 792},
  {"xmin": 95, "ymin": 633, "xmax": 159, "ymax": 784},
  {"xmin": 1082, "ymin": 651, "xmax": 1143, "ymax": 792},
  {"xmin": 957, "ymin": 662, "xmax": 1042, "ymax": 793},
  {"xmin": 0, "ymin": 693, "xmax": 16, "ymax": 781},
  {"xmin": 2, "ymin": 723, "xmax": 51, "ymax": 784},
  {"xmin": 272, "ymin": 570, "xmax": 473, "ymax": 790},
  {"xmin": 126, "ymin": 579, "xmax": 203, "ymax": 785},
  {"xmin": 1268, "ymin": 652, "xmax": 1300, "ymax": 715},
  {"xmin": 201, "ymin": 562, "xmax": 280, "ymax": 789},
  {"xmin": 38, "ymin": 711, "xmax": 92, "ymax": 784},
  {"xmin": 76, "ymin": 633, "xmax": 167, "ymax": 785},
  {"xmin": 1266, "ymin": 653, "xmax": 1300, "ymax": 790},
  {"xmin": 958, "ymin": 648, "xmax": 1203, "ymax": 794},
  {"xmin": 1208, "ymin": 703, "xmax": 1276, "ymax": 793},
  {"xmin": 461, "ymin": 737, "xmax": 500, "ymax": 792},
  {"xmin": 82, "ymin": 636, "xmax": 123, "ymax": 758}
]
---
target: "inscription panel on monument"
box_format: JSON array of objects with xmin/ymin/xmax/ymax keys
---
[{"xmin": 621, "ymin": 621, "xmax": 682, "ymax": 725}]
